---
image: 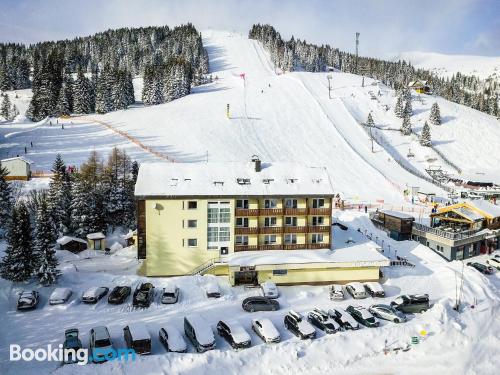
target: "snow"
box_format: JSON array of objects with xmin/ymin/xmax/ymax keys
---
[
  {"xmin": 82, "ymin": 286, "xmax": 105, "ymax": 298},
  {"xmin": 253, "ymin": 318, "xmax": 279, "ymax": 339},
  {"xmin": 382, "ymin": 210, "xmax": 415, "ymax": 220},
  {"xmin": 365, "ymin": 282, "xmax": 384, "ymax": 293},
  {"xmin": 453, "ymin": 207, "xmax": 484, "ymax": 222},
  {"xmin": 87, "ymin": 232, "xmax": 105, "ymax": 240},
  {"xmin": 126, "ymin": 323, "xmax": 151, "ymax": 341},
  {"xmin": 161, "ymin": 326, "xmax": 187, "ymax": 352},
  {"xmin": 225, "ymin": 321, "xmax": 251, "ymax": 344},
  {"xmin": 185, "ymin": 314, "xmax": 215, "ymax": 346},
  {"xmin": 466, "ymin": 199, "xmax": 500, "ymax": 218},
  {"xmin": 135, "ymin": 161, "xmax": 334, "ymax": 197},
  {"xmin": 49, "ymin": 287, "xmax": 72, "ymax": 302},
  {"xmin": 347, "ymin": 282, "xmax": 365, "ymax": 293},
  {"xmin": 56, "ymin": 236, "xmax": 86, "ymax": 246},
  {"xmin": 0, "ymin": 155, "xmax": 33, "ymax": 164},
  {"xmin": 204, "ymin": 282, "xmax": 220, "ymax": 295}
]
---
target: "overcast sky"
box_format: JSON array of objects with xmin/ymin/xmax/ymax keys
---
[{"xmin": 0, "ymin": 0, "xmax": 498, "ymax": 57}]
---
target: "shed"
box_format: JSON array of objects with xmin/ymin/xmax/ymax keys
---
[
  {"xmin": 408, "ymin": 80, "xmax": 430, "ymax": 94},
  {"xmin": 0, "ymin": 156, "xmax": 33, "ymax": 180},
  {"xmin": 56, "ymin": 236, "xmax": 88, "ymax": 253},
  {"xmin": 87, "ymin": 232, "xmax": 106, "ymax": 250},
  {"xmin": 123, "ymin": 230, "xmax": 136, "ymax": 246},
  {"xmin": 370, "ymin": 210, "xmax": 415, "ymax": 241}
]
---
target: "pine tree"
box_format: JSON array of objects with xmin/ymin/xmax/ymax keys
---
[
  {"xmin": 35, "ymin": 195, "xmax": 60, "ymax": 285},
  {"xmin": 420, "ymin": 121, "xmax": 432, "ymax": 146},
  {"xmin": 0, "ymin": 164, "xmax": 13, "ymax": 231},
  {"xmin": 1, "ymin": 93, "xmax": 11, "ymax": 120},
  {"xmin": 55, "ymin": 84, "xmax": 71, "ymax": 116},
  {"xmin": 403, "ymin": 98, "xmax": 412, "ymax": 117},
  {"xmin": 73, "ymin": 69, "xmax": 95, "ymax": 114},
  {"xmin": 429, "ymin": 102, "xmax": 441, "ymax": 125},
  {"xmin": 9, "ymin": 104, "xmax": 19, "ymax": 120},
  {"xmin": 366, "ymin": 113, "xmax": 375, "ymax": 127},
  {"xmin": 400, "ymin": 113, "xmax": 412, "ymax": 135},
  {"xmin": 47, "ymin": 154, "xmax": 72, "ymax": 236},
  {"xmin": 394, "ymin": 96, "xmax": 404, "ymax": 118},
  {"xmin": 0, "ymin": 202, "xmax": 34, "ymax": 282}
]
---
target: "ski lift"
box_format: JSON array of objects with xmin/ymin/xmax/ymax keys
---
[{"xmin": 407, "ymin": 148, "xmax": 415, "ymax": 158}]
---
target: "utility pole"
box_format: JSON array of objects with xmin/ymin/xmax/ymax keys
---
[
  {"xmin": 369, "ymin": 126, "xmax": 374, "ymax": 153},
  {"xmin": 327, "ymin": 74, "xmax": 333, "ymax": 99},
  {"xmin": 355, "ymin": 32, "xmax": 360, "ymax": 74}
]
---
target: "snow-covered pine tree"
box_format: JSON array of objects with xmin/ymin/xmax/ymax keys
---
[
  {"xmin": 429, "ymin": 102, "xmax": 441, "ymax": 125},
  {"xmin": 394, "ymin": 96, "xmax": 404, "ymax": 118},
  {"xmin": 35, "ymin": 195, "xmax": 60, "ymax": 285},
  {"xmin": 73, "ymin": 69, "xmax": 95, "ymax": 114},
  {"xmin": 1, "ymin": 93, "xmax": 11, "ymax": 120},
  {"xmin": 48, "ymin": 154, "xmax": 72, "ymax": 237},
  {"xmin": 0, "ymin": 164, "xmax": 13, "ymax": 231},
  {"xmin": 0, "ymin": 202, "xmax": 34, "ymax": 282},
  {"xmin": 400, "ymin": 113, "xmax": 412, "ymax": 135},
  {"xmin": 403, "ymin": 97, "xmax": 412, "ymax": 117},
  {"xmin": 9, "ymin": 104, "xmax": 19, "ymax": 120},
  {"xmin": 420, "ymin": 121, "xmax": 432, "ymax": 147},
  {"xmin": 95, "ymin": 70, "xmax": 112, "ymax": 114},
  {"xmin": 366, "ymin": 113, "xmax": 375, "ymax": 127},
  {"xmin": 55, "ymin": 85, "xmax": 70, "ymax": 116}
]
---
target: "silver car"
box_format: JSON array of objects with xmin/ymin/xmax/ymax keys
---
[
  {"xmin": 369, "ymin": 304, "xmax": 407, "ymax": 323},
  {"xmin": 161, "ymin": 285, "xmax": 179, "ymax": 304}
]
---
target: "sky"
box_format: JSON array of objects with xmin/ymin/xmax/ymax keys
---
[{"xmin": 0, "ymin": 0, "xmax": 499, "ymax": 57}]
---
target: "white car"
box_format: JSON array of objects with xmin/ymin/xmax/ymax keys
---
[
  {"xmin": 82, "ymin": 287, "xmax": 109, "ymax": 304},
  {"xmin": 261, "ymin": 281, "xmax": 279, "ymax": 298},
  {"xmin": 252, "ymin": 318, "xmax": 281, "ymax": 343},
  {"xmin": 204, "ymin": 282, "xmax": 221, "ymax": 298},
  {"xmin": 369, "ymin": 304, "xmax": 407, "ymax": 323},
  {"xmin": 328, "ymin": 308, "xmax": 360, "ymax": 330},
  {"xmin": 364, "ymin": 282, "xmax": 385, "ymax": 297},
  {"xmin": 329, "ymin": 284, "xmax": 344, "ymax": 300},
  {"xmin": 49, "ymin": 287, "xmax": 72, "ymax": 305},
  {"xmin": 159, "ymin": 326, "xmax": 187, "ymax": 353},
  {"xmin": 161, "ymin": 284, "xmax": 180, "ymax": 304},
  {"xmin": 346, "ymin": 282, "xmax": 368, "ymax": 299}
]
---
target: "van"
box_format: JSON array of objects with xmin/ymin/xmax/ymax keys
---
[
  {"xmin": 184, "ymin": 314, "xmax": 216, "ymax": 352},
  {"xmin": 123, "ymin": 323, "xmax": 152, "ymax": 355}
]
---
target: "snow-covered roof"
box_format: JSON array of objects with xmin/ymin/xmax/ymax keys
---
[
  {"xmin": 56, "ymin": 236, "xmax": 86, "ymax": 245},
  {"xmin": 467, "ymin": 200, "xmax": 500, "ymax": 218},
  {"xmin": 381, "ymin": 210, "xmax": 415, "ymax": 220},
  {"xmin": 87, "ymin": 232, "xmax": 105, "ymax": 240},
  {"xmin": 185, "ymin": 314, "xmax": 215, "ymax": 345},
  {"xmin": 135, "ymin": 161, "xmax": 335, "ymax": 197},
  {"xmin": 126, "ymin": 323, "xmax": 151, "ymax": 341},
  {"xmin": 0, "ymin": 156, "xmax": 33, "ymax": 164},
  {"xmin": 453, "ymin": 207, "xmax": 484, "ymax": 222}
]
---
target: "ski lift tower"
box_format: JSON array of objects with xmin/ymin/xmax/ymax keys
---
[{"xmin": 355, "ymin": 32, "xmax": 360, "ymax": 74}]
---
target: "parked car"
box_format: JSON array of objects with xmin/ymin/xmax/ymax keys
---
[
  {"xmin": 184, "ymin": 314, "xmax": 216, "ymax": 353},
  {"xmin": 204, "ymin": 282, "xmax": 221, "ymax": 298},
  {"xmin": 133, "ymin": 283, "xmax": 155, "ymax": 307},
  {"xmin": 369, "ymin": 304, "xmax": 407, "ymax": 323},
  {"xmin": 161, "ymin": 284, "xmax": 180, "ymax": 304},
  {"xmin": 123, "ymin": 323, "xmax": 152, "ymax": 355},
  {"xmin": 17, "ymin": 291, "xmax": 39, "ymax": 311},
  {"xmin": 217, "ymin": 320, "xmax": 252, "ymax": 349},
  {"xmin": 307, "ymin": 308, "xmax": 340, "ymax": 334},
  {"xmin": 261, "ymin": 281, "xmax": 279, "ymax": 298},
  {"xmin": 346, "ymin": 282, "xmax": 368, "ymax": 299},
  {"xmin": 159, "ymin": 326, "xmax": 187, "ymax": 353},
  {"xmin": 329, "ymin": 284, "xmax": 344, "ymax": 300},
  {"xmin": 89, "ymin": 326, "xmax": 113, "ymax": 363},
  {"xmin": 346, "ymin": 305, "xmax": 380, "ymax": 328},
  {"xmin": 391, "ymin": 294, "xmax": 430, "ymax": 314},
  {"xmin": 487, "ymin": 257, "xmax": 500, "ymax": 270},
  {"xmin": 328, "ymin": 308, "xmax": 360, "ymax": 330},
  {"xmin": 364, "ymin": 282, "xmax": 385, "ymax": 297},
  {"xmin": 108, "ymin": 286, "xmax": 131, "ymax": 304},
  {"xmin": 49, "ymin": 288, "xmax": 72, "ymax": 305},
  {"xmin": 62, "ymin": 328, "xmax": 82, "ymax": 364},
  {"xmin": 252, "ymin": 318, "xmax": 281, "ymax": 343},
  {"xmin": 242, "ymin": 296, "xmax": 279, "ymax": 312},
  {"xmin": 467, "ymin": 262, "xmax": 494, "ymax": 275},
  {"xmin": 284, "ymin": 310, "xmax": 316, "ymax": 339},
  {"xmin": 82, "ymin": 287, "xmax": 109, "ymax": 304}
]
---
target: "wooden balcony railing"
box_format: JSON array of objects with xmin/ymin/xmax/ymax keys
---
[
  {"xmin": 308, "ymin": 225, "xmax": 331, "ymax": 233},
  {"xmin": 259, "ymin": 244, "xmax": 284, "ymax": 250},
  {"xmin": 284, "ymin": 208, "xmax": 308, "ymax": 215},
  {"xmin": 308, "ymin": 207, "xmax": 331, "ymax": 215},
  {"xmin": 259, "ymin": 226, "xmax": 283, "ymax": 234},
  {"xmin": 235, "ymin": 208, "xmax": 259, "ymax": 216},
  {"xmin": 283, "ymin": 226, "xmax": 308, "ymax": 233},
  {"xmin": 308, "ymin": 243, "xmax": 331, "ymax": 249},
  {"xmin": 235, "ymin": 227, "xmax": 259, "ymax": 235},
  {"xmin": 234, "ymin": 245, "xmax": 259, "ymax": 252},
  {"xmin": 259, "ymin": 208, "xmax": 284, "ymax": 216},
  {"xmin": 283, "ymin": 244, "xmax": 304, "ymax": 250}
]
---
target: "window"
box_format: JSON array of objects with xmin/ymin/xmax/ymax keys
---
[
  {"xmin": 264, "ymin": 235, "xmax": 277, "ymax": 244},
  {"xmin": 187, "ymin": 238, "xmax": 198, "ymax": 247},
  {"xmin": 312, "ymin": 216, "xmax": 324, "ymax": 226},
  {"xmin": 188, "ymin": 201, "xmax": 197, "ymax": 209},
  {"xmin": 236, "ymin": 236, "xmax": 249, "ymax": 245},
  {"xmin": 187, "ymin": 220, "xmax": 197, "ymax": 228},
  {"xmin": 219, "ymin": 227, "xmax": 230, "ymax": 242},
  {"xmin": 312, "ymin": 198, "xmax": 325, "ymax": 208},
  {"xmin": 284, "ymin": 234, "xmax": 297, "ymax": 244},
  {"xmin": 311, "ymin": 234, "xmax": 324, "ymax": 243},
  {"xmin": 264, "ymin": 199, "xmax": 277, "ymax": 208},
  {"xmin": 264, "ymin": 217, "xmax": 277, "ymax": 227},
  {"xmin": 208, "ymin": 208, "xmax": 218, "ymax": 223},
  {"xmin": 236, "ymin": 199, "xmax": 249, "ymax": 209},
  {"xmin": 208, "ymin": 227, "xmax": 218, "ymax": 242},
  {"xmin": 285, "ymin": 199, "xmax": 298, "ymax": 208},
  {"xmin": 273, "ymin": 269, "xmax": 288, "ymax": 276},
  {"xmin": 236, "ymin": 217, "xmax": 249, "ymax": 227},
  {"xmin": 219, "ymin": 208, "xmax": 230, "ymax": 223},
  {"xmin": 285, "ymin": 217, "xmax": 297, "ymax": 227}
]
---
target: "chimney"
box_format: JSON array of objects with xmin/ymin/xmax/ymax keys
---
[{"xmin": 251, "ymin": 155, "xmax": 261, "ymax": 172}]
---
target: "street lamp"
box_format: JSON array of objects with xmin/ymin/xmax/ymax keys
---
[{"xmin": 327, "ymin": 74, "xmax": 332, "ymax": 99}]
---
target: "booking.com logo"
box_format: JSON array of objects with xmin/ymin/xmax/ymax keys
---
[{"xmin": 10, "ymin": 344, "xmax": 137, "ymax": 365}]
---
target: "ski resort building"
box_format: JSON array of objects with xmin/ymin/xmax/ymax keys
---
[
  {"xmin": 0, "ymin": 156, "xmax": 33, "ymax": 180},
  {"xmin": 412, "ymin": 201, "xmax": 500, "ymax": 260},
  {"xmin": 134, "ymin": 159, "xmax": 389, "ymax": 285},
  {"xmin": 408, "ymin": 79, "xmax": 430, "ymax": 94}
]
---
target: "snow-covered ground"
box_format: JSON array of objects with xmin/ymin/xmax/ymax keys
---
[{"xmin": 0, "ymin": 211, "xmax": 499, "ymax": 375}]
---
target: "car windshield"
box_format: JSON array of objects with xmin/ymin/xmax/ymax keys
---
[
  {"xmin": 95, "ymin": 338, "xmax": 111, "ymax": 347},
  {"xmin": 164, "ymin": 292, "xmax": 175, "ymax": 298}
]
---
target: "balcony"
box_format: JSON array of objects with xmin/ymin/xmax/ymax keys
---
[
  {"xmin": 259, "ymin": 208, "xmax": 284, "ymax": 215},
  {"xmin": 235, "ymin": 227, "xmax": 259, "ymax": 235},
  {"xmin": 283, "ymin": 226, "xmax": 308, "ymax": 233},
  {"xmin": 284, "ymin": 208, "xmax": 307, "ymax": 215},
  {"xmin": 308, "ymin": 225, "xmax": 331, "ymax": 233},
  {"xmin": 308, "ymin": 243, "xmax": 331, "ymax": 249},
  {"xmin": 308, "ymin": 207, "xmax": 331, "ymax": 215},
  {"xmin": 259, "ymin": 226, "xmax": 283, "ymax": 234},
  {"xmin": 259, "ymin": 244, "xmax": 284, "ymax": 250},
  {"xmin": 235, "ymin": 208, "xmax": 259, "ymax": 216},
  {"xmin": 283, "ymin": 244, "xmax": 304, "ymax": 250},
  {"xmin": 234, "ymin": 245, "xmax": 259, "ymax": 252}
]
